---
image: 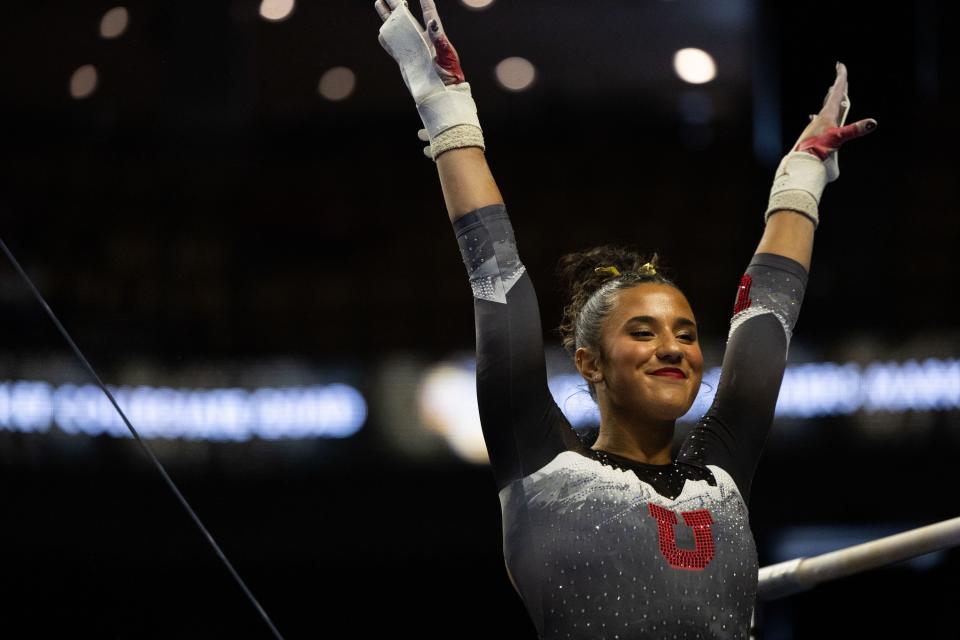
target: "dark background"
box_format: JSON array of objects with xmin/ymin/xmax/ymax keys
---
[{"xmin": 0, "ymin": 0, "xmax": 957, "ymax": 638}]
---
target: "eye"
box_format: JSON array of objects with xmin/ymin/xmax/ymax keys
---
[
  {"xmin": 630, "ymin": 330, "xmax": 653, "ymax": 337},
  {"xmin": 679, "ymin": 333, "xmax": 697, "ymax": 342}
]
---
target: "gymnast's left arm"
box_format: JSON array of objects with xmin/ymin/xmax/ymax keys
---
[
  {"xmin": 755, "ymin": 61, "xmax": 877, "ymax": 270},
  {"xmin": 681, "ymin": 62, "xmax": 878, "ymax": 503}
]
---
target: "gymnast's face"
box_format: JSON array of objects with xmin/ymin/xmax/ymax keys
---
[{"xmin": 591, "ymin": 283, "xmax": 704, "ymax": 422}]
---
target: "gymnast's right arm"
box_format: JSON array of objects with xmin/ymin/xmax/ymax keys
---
[
  {"xmin": 444, "ymin": 156, "xmax": 583, "ymax": 492},
  {"xmin": 375, "ymin": 0, "xmax": 580, "ymax": 491},
  {"xmin": 436, "ymin": 148, "xmax": 503, "ymax": 223}
]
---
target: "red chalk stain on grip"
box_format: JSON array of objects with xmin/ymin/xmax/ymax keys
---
[
  {"xmin": 795, "ymin": 122, "xmax": 861, "ymax": 160},
  {"xmin": 433, "ymin": 34, "xmax": 465, "ymax": 84}
]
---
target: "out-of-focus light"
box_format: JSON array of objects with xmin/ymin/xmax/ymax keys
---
[
  {"xmin": 418, "ymin": 361, "xmax": 487, "ymax": 463},
  {"xmin": 69, "ymin": 65, "xmax": 98, "ymax": 99},
  {"xmin": 494, "ymin": 56, "xmax": 536, "ymax": 92},
  {"xmin": 547, "ymin": 374, "xmax": 598, "ymax": 428},
  {"xmin": 260, "ymin": 0, "xmax": 295, "ymax": 22},
  {"xmin": 0, "ymin": 380, "xmax": 367, "ymax": 441},
  {"xmin": 673, "ymin": 48, "xmax": 717, "ymax": 85},
  {"xmin": 544, "ymin": 368, "xmax": 724, "ymax": 427},
  {"xmin": 318, "ymin": 66, "xmax": 356, "ymax": 101},
  {"xmin": 462, "ymin": 0, "xmax": 495, "ymax": 9},
  {"xmin": 99, "ymin": 7, "xmax": 129, "ymax": 39},
  {"xmin": 418, "ymin": 356, "xmax": 960, "ymax": 443}
]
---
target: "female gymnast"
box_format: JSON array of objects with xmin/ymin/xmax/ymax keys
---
[{"xmin": 375, "ymin": 1, "xmax": 878, "ymax": 638}]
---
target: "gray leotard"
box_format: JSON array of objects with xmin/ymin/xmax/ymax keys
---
[{"xmin": 453, "ymin": 203, "xmax": 808, "ymax": 640}]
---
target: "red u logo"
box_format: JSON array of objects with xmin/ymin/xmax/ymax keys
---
[{"xmin": 647, "ymin": 503, "xmax": 716, "ymax": 571}]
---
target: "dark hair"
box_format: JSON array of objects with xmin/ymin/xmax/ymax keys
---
[{"xmin": 556, "ymin": 245, "xmax": 680, "ymax": 400}]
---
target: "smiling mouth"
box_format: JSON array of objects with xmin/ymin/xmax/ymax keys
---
[{"xmin": 650, "ymin": 369, "xmax": 686, "ymax": 379}]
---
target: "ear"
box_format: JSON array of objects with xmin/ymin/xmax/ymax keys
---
[{"xmin": 575, "ymin": 347, "xmax": 603, "ymax": 384}]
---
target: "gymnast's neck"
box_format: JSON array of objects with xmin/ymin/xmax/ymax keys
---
[{"xmin": 590, "ymin": 403, "xmax": 675, "ymax": 465}]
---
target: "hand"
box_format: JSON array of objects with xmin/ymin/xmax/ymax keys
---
[
  {"xmin": 763, "ymin": 62, "xmax": 877, "ymax": 226},
  {"xmin": 791, "ymin": 61, "xmax": 878, "ymax": 182},
  {"xmin": 374, "ymin": 0, "xmax": 485, "ymax": 160},
  {"xmin": 374, "ymin": 0, "xmax": 466, "ymax": 89}
]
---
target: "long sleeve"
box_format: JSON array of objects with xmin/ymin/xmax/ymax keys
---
[
  {"xmin": 678, "ymin": 252, "xmax": 809, "ymax": 506},
  {"xmin": 452, "ymin": 204, "xmax": 584, "ymax": 493}
]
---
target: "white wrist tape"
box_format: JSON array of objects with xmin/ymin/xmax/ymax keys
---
[
  {"xmin": 429, "ymin": 123, "xmax": 485, "ymax": 160},
  {"xmin": 378, "ymin": 3, "xmax": 482, "ymax": 139},
  {"xmin": 764, "ymin": 151, "xmax": 828, "ymax": 228},
  {"xmin": 417, "ymin": 83, "xmax": 482, "ymax": 140}
]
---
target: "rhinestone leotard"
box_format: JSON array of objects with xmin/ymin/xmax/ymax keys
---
[{"xmin": 453, "ymin": 204, "xmax": 809, "ymax": 640}]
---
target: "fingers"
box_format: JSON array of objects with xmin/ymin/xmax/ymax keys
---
[
  {"xmin": 418, "ymin": 128, "xmax": 432, "ymax": 158},
  {"xmin": 821, "ymin": 64, "xmax": 844, "ymax": 107},
  {"xmin": 375, "ymin": 0, "xmax": 406, "ymax": 22},
  {"xmin": 797, "ymin": 116, "xmax": 877, "ymax": 157},
  {"xmin": 835, "ymin": 118, "xmax": 878, "ymax": 142},
  {"xmin": 794, "ymin": 65, "xmax": 876, "ymax": 155},
  {"xmin": 419, "ymin": 0, "xmax": 442, "ymax": 32},
  {"xmin": 820, "ymin": 62, "xmax": 849, "ymax": 122}
]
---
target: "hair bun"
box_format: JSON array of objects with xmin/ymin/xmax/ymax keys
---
[{"xmin": 556, "ymin": 246, "xmax": 672, "ymax": 355}]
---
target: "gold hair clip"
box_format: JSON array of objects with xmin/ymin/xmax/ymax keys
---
[
  {"xmin": 594, "ymin": 265, "xmax": 621, "ymax": 278},
  {"xmin": 638, "ymin": 261, "xmax": 657, "ymax": 276}
]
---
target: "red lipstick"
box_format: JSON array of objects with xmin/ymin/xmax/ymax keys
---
[{"xmin": 651, "ymin": 368, "xmax": 686, "ymax": 379}]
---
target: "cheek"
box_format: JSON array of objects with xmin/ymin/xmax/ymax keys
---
[
  {"xmin": 685, "ymin": 344, "xmax": 705, "ymax": 370},
  {"xmin": 606, "ymin": 340, "xmax": 655, "ymax": 369},
  {"xmin": 627, "ymin": 341, "xmax": 658, "ymax": 361}
]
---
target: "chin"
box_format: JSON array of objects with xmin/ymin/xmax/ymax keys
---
[
  {"xmin": 634, "ymin": 401, "xmax": 687, "ymax": 423},
  {"xmin": 657, "ymin": 406, "xmax": 691, "ymax": 422},
  {"xmin": 649, "ymin": 397, "xmax": 697, "ymax": 422}
]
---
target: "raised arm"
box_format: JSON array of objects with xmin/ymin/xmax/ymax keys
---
[
  {"xmin": 375, "ymin": 0, "xmax": 581, "ymax": 491},
  {"xmin": 756, "ymin": 61, "xmax": 877, "ymax": 270},
  {"xmin": 436, "ymin": 147, "xmax": 504, "ymax": 222},
  {"xmin": 679, "ymin": 62, "xmax": 877, "ymax": 503},
  {"xmin": 374, "ymin": 0, "xmax": 501, "ymax": 222}
]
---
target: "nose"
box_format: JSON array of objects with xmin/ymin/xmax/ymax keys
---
[{"xmin": 656, "ymin": 336, "xmax": 683, "ymax": 364}]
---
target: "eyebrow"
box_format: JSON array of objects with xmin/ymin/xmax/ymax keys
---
[{"xmin": 624, "ymin": 315, "xmax": 698, "ymax": 329}]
